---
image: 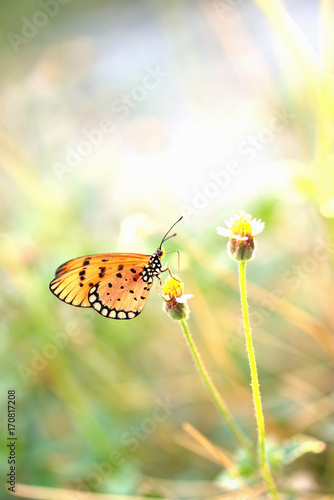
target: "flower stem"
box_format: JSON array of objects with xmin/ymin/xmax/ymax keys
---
[
  {"xmin": 238, "ymin": 261, "xmax": 279, "ymax": 500},
  {"xmin": 179, "ymin": 318, "xmax": 251, "ymax": 453}
]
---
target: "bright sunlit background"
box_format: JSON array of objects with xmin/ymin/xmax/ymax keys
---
[{"xmin": 1, "ymin": 1, "xmax": 334, "ymax": 499}]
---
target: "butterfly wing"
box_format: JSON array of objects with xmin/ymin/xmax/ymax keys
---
[
  {"xmin": 54, "ymin": 253, "xmax": 147, "ymax": 278},
  {"xmin": 49, "ymin": 253, "xmax": 152, "ymax": 317},
  {"xmin": 88, "ymin": 269, "xmax": 153, "ymax": 319}
]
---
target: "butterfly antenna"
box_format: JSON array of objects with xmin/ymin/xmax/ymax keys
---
[{"xmin": 159, "ymin": 216, "xmax": 183, "ymax": 249}]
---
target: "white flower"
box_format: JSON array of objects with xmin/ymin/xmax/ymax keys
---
[
  {"xmin": 216, "ymin": 211, "xmax": 265, "ymax": 240},
  {"xmin": 216, "ymin": 211, "xmax": 265, "ymax": 262}
]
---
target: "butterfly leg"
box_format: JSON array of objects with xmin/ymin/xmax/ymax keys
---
[
  {"xmin": 157, "ymin": 263, "xmax": 181, "ymax": 301},
  {"xmin": 163, "ymin": 250, "xmax": 181, "ymax": 275},
  {"xmin": 156, "ymin": 277, "xmax": 168, "ymax": 301},
  {"xmin": 160, "ymin": 263, "xmax": 180, "ymax": 281}
]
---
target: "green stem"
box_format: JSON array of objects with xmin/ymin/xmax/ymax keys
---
[
  {"xmin": 238, "ymin": 261, "xmax": 279, "ymax": 500},
  {"xmin": 179, "ymin": 318, "xmax": 251, "ymax": 453}
]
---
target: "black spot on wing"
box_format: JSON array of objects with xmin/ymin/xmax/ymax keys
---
[{"xmin": 99, "ymin": 267, "xmax": 106, "ymax": 278}]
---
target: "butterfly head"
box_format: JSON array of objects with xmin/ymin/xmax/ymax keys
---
[
  {"xmin": 146, "ymin": 217, "xmax": 183, "ymax": 278},
  {"xmin": 148, "ymin": 248, "xmax": 164, "ymax": 265}
]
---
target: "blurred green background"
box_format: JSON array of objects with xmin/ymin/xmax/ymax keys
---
[{"xmin": 1, "ymin": 0, "xmax": 334, "ymax": 498}]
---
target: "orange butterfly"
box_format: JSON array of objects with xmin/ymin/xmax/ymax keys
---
[{"xmin": 49, "ymin": 217, "xmax": 182, "ymax": 320}]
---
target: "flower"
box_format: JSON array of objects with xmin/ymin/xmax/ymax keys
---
[
  {"xmin": 162, "ymin": 276, "xmax": 193, "ymax": 321},
  {"xmin": 216, "ymin": 211, "xmax": 265, "ymax": 262}
]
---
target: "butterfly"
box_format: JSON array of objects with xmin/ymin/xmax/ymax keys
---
[{"xmin": 49, "ymin": 217, "xmax": 182, "ymax": 320}]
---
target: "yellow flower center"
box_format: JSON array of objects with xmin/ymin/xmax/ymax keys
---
[
  {"xmin": 231, "ymin": 213, "xmax": 253, "ymax": 237},
  {"xmin": 162, "ymin": 276, "xmax": 183, "ymax": 298}
]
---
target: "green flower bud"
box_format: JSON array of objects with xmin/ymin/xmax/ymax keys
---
[
  {"xmin": 228, "ymin": 235, "xmax": 255, "ymax": 262},
  {"xmin": 163, "ymin": 297, "xmax": 190, "ymax": 321}
]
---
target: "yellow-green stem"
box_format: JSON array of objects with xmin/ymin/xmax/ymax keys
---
[
  {"xmin": 238, "ymin": 261, "xmax": 279, "ymax": 500},
  {"xmin": 179, "ymin": 318, "xmax": 251, "ymax": 453}
]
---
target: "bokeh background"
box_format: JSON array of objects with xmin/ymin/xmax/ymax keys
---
[{"xmin": 1, "ymin": 0, "xmax": 334, "ymax": 498}]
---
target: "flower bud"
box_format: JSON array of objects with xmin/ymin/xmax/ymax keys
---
[
  {"xmin": 163, "ymin": 297, "xmax": 190, "ymax": 321},
  {"xmin": 228, "ymin": 234, "xmax": 255, "ymax": 262}
]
